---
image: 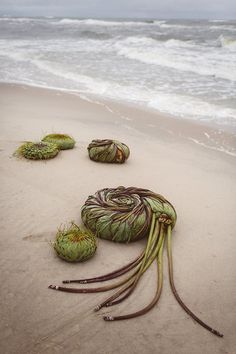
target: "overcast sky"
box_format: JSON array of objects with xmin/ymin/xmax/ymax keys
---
[{"xmin": 0, "ymin": 0, "xmax": 235, "ymax": 19}]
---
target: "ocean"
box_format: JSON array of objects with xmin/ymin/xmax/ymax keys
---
[{"xmin": 0, "ymin": 17, "xmax": 236, "ymax": 132}]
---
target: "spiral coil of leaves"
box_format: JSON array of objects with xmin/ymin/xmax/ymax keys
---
[
  {"xmin": 81, "ymin": 186, "xmax": 176, "ymax": 242},
  {"xmin": 87, "ymin": 139, "xmax": 130, "ymax": 163},
  {"xmin": 49, "ymin": 186, "xmax": 223, "ymax": 338}
]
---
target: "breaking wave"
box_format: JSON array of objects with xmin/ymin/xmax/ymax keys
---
[
  {"xmin": 55, "ymin": 18, "xmax": 154, "ymax": 26},
  {"xmin": 115, "ymin": 36, "xmax": 236, "ymax": 81},
  {"xmin": 218, "ymin": 35, "xmax": 236, "ymax": 48}
]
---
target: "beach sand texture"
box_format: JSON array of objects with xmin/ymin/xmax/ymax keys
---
[{"xmin": 0, "ymin": 83, "xmax": 236, "ymax": 354}]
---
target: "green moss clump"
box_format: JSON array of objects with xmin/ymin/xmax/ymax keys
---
[
  {"xmin": 53, "ymin": 223, "xmax": 97, "ymax": 262},
  {"xmin": 42, "ymin": 134, "xmax": 75, "ymax": 150},
  {"xmin": 15, "ymin": 141, "xmax": 59, "ymax": 160}
]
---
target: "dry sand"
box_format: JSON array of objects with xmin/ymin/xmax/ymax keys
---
[{"xmin": 0, "ymin": 83, "xmax": 236, "ymax": 354}]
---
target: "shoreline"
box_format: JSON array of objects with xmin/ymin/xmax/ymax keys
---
[
  {"xmin": 1, "ymin": 82, "xmax": 236, "ymax": 158},
  {"xmin": 0, "ymin": 82, "xmax": 236, "ymax": 354}
]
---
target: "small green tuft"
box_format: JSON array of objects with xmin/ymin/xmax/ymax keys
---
[
  {"xmin": 42, "ymin": 134, "xmax": 75, "ymax": 150},
  {"xmin": 53, "ymin": 222, "xmax": 97, "ymax": 262},
  {"xmin": 15, "ymin": 141, "xmax": 59, "ymax": 160}
]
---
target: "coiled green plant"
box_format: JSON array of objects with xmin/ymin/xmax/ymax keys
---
[
  {"xmin": 42, "ymin": 134, "xmax": 75, "ymax": 150},
  {"xmin": 49, "ymin": 186, "xmax": 223, "ymax": 337},
  {"xmin": 53, "ymin": 223, "xmax": 97, "ymax": 262},
  {"xmin": 87, "ymin": 139, "xmax": 130, "ymax": 163},
  {"xmin": 15, "ymin": 141, "xmax": 59, "ymax": 160}
]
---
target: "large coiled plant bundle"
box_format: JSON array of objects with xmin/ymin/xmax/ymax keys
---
[
  {"xmin": 49, "ymin": 186, "xmax": 223, "ymax": 337},
  {"xmin": 87, "ymin": 139, "xmax": 130, "ymax": 163}
]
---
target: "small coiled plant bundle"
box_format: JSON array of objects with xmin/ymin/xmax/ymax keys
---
[
  {"xmin": 49, "ymin": 186, "xmax": 223, "ymax": 337},
  {"xmin": 15, "ymin": 141, "xmax": 59, "ymax": 160},
  {"xmin": 87, "ymin": 139, "xmax": 130, "ymax": 163},
  {"xmin": 42, "ymin": 134, "xmax": 75, "ymax": 150},
  {"xmin": 53, "ymin": 223, "xmax": 97, "ymax": 262}
]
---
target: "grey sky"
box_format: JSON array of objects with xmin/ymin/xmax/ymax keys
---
[{"xmin": 0, "ymin": 0, "xmax": 235, "ymax": 19}]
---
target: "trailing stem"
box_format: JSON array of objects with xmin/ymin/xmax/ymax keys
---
[
  {"xmin": 104, "ymin": 222, "xmax": 164, "ymax": 308},
  {"xmin": 166, "ymin": 225, "xmax": 223, "ymax": 338},
  {"xmin": 103, "ymin": 229, "xmax": 165, "ymax": 321},
  {"xmin": 62, "ymin": 252, "xmax": 144, "ymax": 284},
  {"xmin": 49, "ymin": 266, "xmax": 139, "ymax": 294},
  {"xmin": 94, "ymin": 217, "xmax": 160, "ymax": 310}
]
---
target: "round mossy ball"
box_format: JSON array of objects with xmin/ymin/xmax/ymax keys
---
[
  {"xmin": 42, "ymin": 134, "xmax": 75, "ymax": 150},
  {"xmin": 16, "ymin": 141, "xmax": 59, "ymax": 160},
  {"xmin": 87, "ymin": 139, "xmax": 130, "ymax": 163},
  {"xmin": 53, "ymin": 223, "xmax": 97, "ymax": 262}
]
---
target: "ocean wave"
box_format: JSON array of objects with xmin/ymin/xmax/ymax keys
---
[
  {"xmin": 115, "ymin": 36, "xmax": 195, "ymax": 48},
  {"xmin": 2, "ymin": 59, "xmax": 235, "ymax": 128},
  {"xmin": 1, "ymin": 49, "xmax": 29, "ymax": 62},
  {"xmin": 27, "ymin": 59, "xmax": 112, "ymax": 94},
  {"xmin": 153, "ymin": 20, "xmax": 166, "ymax": 25},
  {"xmin": 79, "ymin": 30, "xmax": 111, "ymax": 40},
  {"xmin": 2, "ymin": 35, "xmax": 236, "ymax": 83},
  {"xmin": 218, "ymin": 35, "xmax": 236, "ymax": 48},
  {"xmin": 210, "ymin": 25, "xmax": 236, "ymax": 32},
  {"xmin": 25, "ymin": 58, "xmax": 236, "ymax": 124},
  {"xmin": 209, "ymin": 20, "xmax": 225, "ymax": 23},
  {"xmin": 158, "ymin": 23, "xmax": 191, "ymax": 29},
  {"xmin": 0, "ymin": 37, "xmax": 112, "ymax": 55},
  {"xmin": 148, "ymin": 93, "xmax": 236, "ymax": 122},
  {"xmin": 116, "ymin": 36, "xmax": 157, "ymax": 46},
  {"xmin": 54, "ymin": 18, "xmax": 153, "ymax": 26},
  {"xmin": 115, "ymin": 37, "xmax": 236, "ymax": 81},
  {"xmin": 0, "ymin": 17, "xmax": 30, "ymax": 22},
  {"xmin": 164, "ymin": 38, "xmax": 195, "ymax": 48},
  {"xmin": 0, "ymin": 17, "xmax": 153, "ymax": 26},
  {"xmin": 0, "ymin": 17, "xmax": 43, "ymax": 22}
]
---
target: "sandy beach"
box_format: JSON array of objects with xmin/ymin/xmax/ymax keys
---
[{"xmin": 0, "ymin": 83, "xmax": 236, "ymax": 354}]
